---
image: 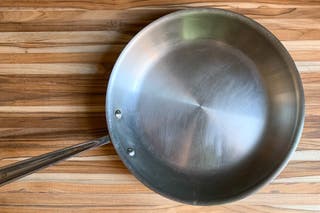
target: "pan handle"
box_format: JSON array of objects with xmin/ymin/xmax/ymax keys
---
[{"xmin": 0, "ymin": 135, "xmax": 110, "ymax": 187}]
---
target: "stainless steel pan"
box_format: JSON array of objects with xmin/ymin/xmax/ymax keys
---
[{"xmin": 0, "ymin": 9, "xmax": 304, "ymax": 205}]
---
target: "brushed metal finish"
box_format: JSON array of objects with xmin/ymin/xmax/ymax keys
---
[{"xmin": 107, "ymin": 9, "xmax": 304, "ymax": 204}]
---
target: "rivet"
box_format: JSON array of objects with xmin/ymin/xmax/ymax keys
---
[
  {"xmin": 127, "ymin": 148, "xmax": 135, "ymax": 157},
  {"xmin": 115, "ymin": 109, "xmax": 122, "ymax": 119}
]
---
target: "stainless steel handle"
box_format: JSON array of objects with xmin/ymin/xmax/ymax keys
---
[{"xmin": 0, "ymin": 135, "xmax": 110, "ymax": 187}]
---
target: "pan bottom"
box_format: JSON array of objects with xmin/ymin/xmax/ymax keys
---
[{"xmin": 135, "ymin": 39, "xmax": 268, "ymax": 174}]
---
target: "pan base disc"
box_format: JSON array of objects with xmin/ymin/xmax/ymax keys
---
[{"xmin": 135, "ymin": 39, "xmax": 268, "ymax": 174}]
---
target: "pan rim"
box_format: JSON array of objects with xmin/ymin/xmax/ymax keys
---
[{"xmin": 106, "ymin": 8, "xmax": 305, "ymax": 205}]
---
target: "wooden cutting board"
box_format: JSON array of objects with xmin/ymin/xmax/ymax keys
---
[{"xmin": 0, "ymin": 1, "xmax": 319, "ymax": 212}]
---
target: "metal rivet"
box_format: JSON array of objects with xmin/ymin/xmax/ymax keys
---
[
  {"xmin": 115, "ymin": 109, "xmax": 122, "ymax": 119},
  {"xmin": 127, "ymin": 148, "xmax": 135, "ymax": 157}
]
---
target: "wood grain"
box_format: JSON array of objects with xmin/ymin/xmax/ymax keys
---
[{"xmin": 0, "ymin": 1, "xmax": 319, "ymax": 212}]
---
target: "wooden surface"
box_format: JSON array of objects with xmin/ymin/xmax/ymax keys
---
[{"xmin": 0, "ymin": 0, "xmax": 319, "ymax": 212}]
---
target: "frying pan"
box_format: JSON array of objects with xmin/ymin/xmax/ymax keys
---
[{"xmin": 0, "ymin": 9, "xmax": 304, "ymax": 205}]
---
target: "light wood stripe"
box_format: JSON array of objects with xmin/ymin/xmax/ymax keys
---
[
  {"xmin": 0, "ymin": 51, "xmax": 316, "ymax": 63},
  {"xmin": 270, "ymin": 205, "xmax": 320, "ymax": 211},
  {"xmin": 0, "ymin": 62, "xmax": 317, "ymax": 75},
  {"xmin": 0, "ymin": 53, "xmax": 118, "ymax": 63},
  {"xmin": 0, "ymin": 106, "xmax": 105, "ymax": 113},
  {"xmin": 244, "ymin": 194, "xmax": 320, "ymax": 205},
  {"xmin": 0, "ymin": 63, "xmax": 105, "ymax": 74},
  {"xmin": 283, "ymin": 40, "xmax": 320, "ymax": 51},
  {"xmin": 257, "ymin": 18, "xmax": 320, "ymax": 29},
  {"xmin": 291, "ymin": 150, "xmax": 320, "ymax": 161},
  {"xmin": 296, "ymin": 61, "xmax": 320, "ymax": 72},
  {"xmin": 0, "ymin": 31, "xmax": 130, "ymax": 44},
  {"xmin": 0, "ymin": 41, "xmax": 319, "ymax": 54},
  {"xmin": 1, "ymin": 156, "xmax": 119, "ymax": 162},
  {"xmin": 17, "ymin": 173, "xmax": 138, "ymax": 184},
  {"xmin": 0, "ymin": 45, "xmax": 122, "ymax": 54},
  {"xmin": 274, "ymin": 176, "xmax": 320, "ymax": 183}
]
